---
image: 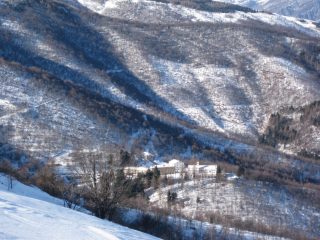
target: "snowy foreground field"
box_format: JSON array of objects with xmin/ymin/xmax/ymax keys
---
[
  {"xmin": 0, "ymin": 174, "xmax": 292, "ymax": 240},
  {"xmin": 0, "ymin": 175, "xmax": 159, "ymax": 240}
]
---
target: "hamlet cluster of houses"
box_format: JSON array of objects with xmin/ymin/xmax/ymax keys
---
[{"xmin": 124, "ymin": 159, "xmax": 217, "ymax": 179}]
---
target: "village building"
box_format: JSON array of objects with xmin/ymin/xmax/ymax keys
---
[
  {"xmin": 167, "ymin": 159, "xmax": 185, "ymax": 173},
  {"xmin": 124, "ymin": 160, "xmax": 216, "ymax": 179},
  {"xmin": 124, "ymin": 166, "xmax": 148, "ymax": 177},
  {"xmin": 143, "ymin": 151, "xmax": 154, "ymax": 161},
  {"xmin": 154, "ymin": 166, "xmax": 175, "ymax": 175},
  {"xmin": 187, "ymin": 162, "xmax": 217, "ymax": 178}
]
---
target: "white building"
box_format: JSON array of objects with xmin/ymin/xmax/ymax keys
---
[
  {"xmin": 124, "ymin": 159, "xmax": 190, "ymax": 178},
  {"xmin": 167, "ymin": 159, "xmax": 185, "ymax": 173},
  {"xmin": 143, "ymin": 151, "xmax": 154, "ymax": 161},
  {"xmin": 124, "ymin": 166, "xmax": 148, "ymax": 177},
  {"xmin": 187, "ymin": 162, "xmax": 217, "ymax": 178}
]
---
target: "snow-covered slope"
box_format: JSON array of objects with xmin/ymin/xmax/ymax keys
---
[
  {"xmin": 0, "ymin": 175, "xmax": 159, "ymax": 240},
  {"xmin": 0, "ymin": 0, "xmax": 319, "ymax": 179},
  {"xmin": 150, "ymin": 177, "xmax": 320, "ymax": 238},
  {"xmin": 218, "ymin": 0, "xmax": 320, "ymax": 21},
  {"xmin": 0, "ymin": 1, "xmax": 319, "ymax": 238}
]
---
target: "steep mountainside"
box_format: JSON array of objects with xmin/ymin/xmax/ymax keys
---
[
  {"xmin": 219, "ymin": 0, "xmax": 320, "ymax": 21},
  {"xmin": 0, "ymin": 0, "xmax": 320, "ymax": 182},
  {"xmin": 260, "ymin": 101, "xmax": 320, "ymax": 159}
]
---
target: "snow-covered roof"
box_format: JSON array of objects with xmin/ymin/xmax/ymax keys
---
[
  {"xmin": 168, "ymin": 159, "xmax": 183, "ymax": 165},
  {"xmin": 187, "ymin": 164, "xmax": 217, "ymax": 172},
  {"xmin": 143, "ymin": 151, "xmax": 153, "ymax": 157},
  {"xmin": 203, "ymin": 165, "xmax": 217, "ymax": 170},
  {"xmin": 124, "ymin": 166, "xmax": 148, "ymax": 172}
]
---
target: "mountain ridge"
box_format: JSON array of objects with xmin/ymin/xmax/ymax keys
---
[
  {"xmin": 218, "ymin": 0, "xmax": 320, "ymax": 21},
  {"xmin": 0, "ymin": 0, "xmax": 319, "ymax": 184}
]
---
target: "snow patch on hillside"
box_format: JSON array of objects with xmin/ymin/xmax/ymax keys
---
[
  {"xmin": 149, "ymin": 178, "xmax": 320, "ymax": 237},
  {"xmin": 0, "ymin": 175, "xmax": 159, "ymax": 240},
  {"xmin": 0, "ymin": 174, "xmax": 62, "ymax": 205},
  {"xmin": 150, "ymin": 54, "xmax": 319, "ymax": 137},
  {"xmin": 77, "ymin": 0, "xmax": 320, "ymax": 37},
  {"xmin": 0, "ymin": 99, "xmax": 16, "ymax": 111},
  {"xmin": 152, "ymin": 58, "xmax": 253, "ymax": 135},
  {"xmin": 218, "ymin": 0, "xmax": 320, "ymax": 21}
]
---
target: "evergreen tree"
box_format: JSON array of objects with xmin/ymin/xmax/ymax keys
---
[
  {"xmin": 120, "ymin": 150, "xmax": 131, "ymax": 166},
  {"xmin": 145, "ymin": 169, "xmax": 153, "ymax": 188},
  {"xmin": 216, "ymin": 165, "xmax": 223, "ymax": 182},
  {"xmin": 127, "ymin": 175, "xmax": 145, "ymax": 198},
  {"xmin": 167, "ymin": 190, "xmax": 177, "ymax": 202},
  {"xmin": 115, "ymin": 168, "xmax": 126, "ymax": 187},
  {"xmin": 152, "ymin": 166, "xmax": 160, "ymax": 189},
  {"xmin": 237, "ymin": 165, "xmax": 245, "ymax": 177},
  {"xmin": 107, "ymin": 154, "xmax": 114, "ymax": 166},
  {"xmin": 217, "ymin": 165, "xmax": 222, "ymax": 174}
]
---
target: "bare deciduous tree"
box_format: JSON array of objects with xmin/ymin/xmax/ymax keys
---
[{"xmin": 73, "ymin": 149, "xmax": 128, "ymax": 219}]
